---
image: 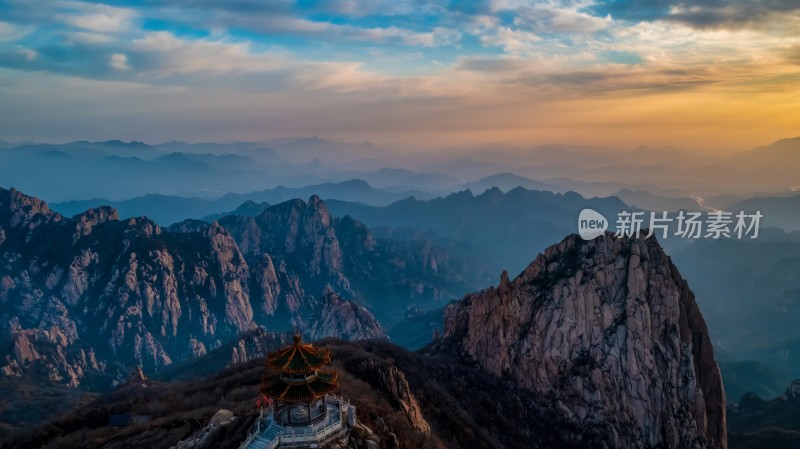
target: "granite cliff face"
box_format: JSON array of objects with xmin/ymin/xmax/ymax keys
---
[
  {"xmin": 216, "ymin": 197, "xmax": 342, "ymax": 319},
  {"xmin": 351, "ymin": 358, "xmax": 431, "ymax": 435},
  {"xmin": 306, "ymin": 289, "xmax": 385, "ymax": 341},
  {"xmin": 217, "ymin": 198, "xmax": 491, "ymax": 324},
  {"xmin": 1, "ymin": 187, "xmax": 485, "ymax": 389},
  {"xmin": 443, "ymin": 233, "xmax": 727, "ymax": 449},
  {"xmin": 0, "ymin": 188, "xmax": 257, "ymax": 387}
]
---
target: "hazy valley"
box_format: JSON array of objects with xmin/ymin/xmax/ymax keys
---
[{"xmin": 1, "ymin": 136, "xmax": 799, "ymax": 449}]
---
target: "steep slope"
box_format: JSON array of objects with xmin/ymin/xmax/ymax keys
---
[
  {"xmin": 222, "ymin": 195, "xmax": 350, "ymax": 296},
  {"xmin": 1, "ymin": 187, "xmax": 489, "ymax": 389},
  {"xmin": 218, "ymin": 197, "xmax": 493, "ymax": 323},
  {"xmin": 306, "ymin": 289, "xmax": 385, "ymax": 341},
  {"xmin": 440, "ymin": 233, "xmax": 727, "ymax": 449},
  {"xmin": 1, "ymin": 338, "xmax": 590, "ymax": 449},
  {"xmin": 0, "ymin": 188, "xmax": 256, "ymax": 388},
  {"xmin": 1, "ymin": 228, "xmax": 737, "ymax": 449}
]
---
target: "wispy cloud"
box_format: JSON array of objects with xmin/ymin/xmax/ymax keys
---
[
  {"xmin": 58, "ymin": 3, "xmax": 137, "ymax": 33},
  {"xmin": 0, "ymin": 0, "xmax": 798, "ymax": 148},
  {"xmin": 0, "ymin": 20, "xmax": 31, "ymax": 42},
  {"xmin": 590, "ymin": 0, "xmax": 800, "ymax": 30}
]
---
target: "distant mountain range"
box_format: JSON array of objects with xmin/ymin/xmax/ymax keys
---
[
  {"xmin": 51, "ymin": 179, "xmax": 428, "ymax": 225},
  {"xmin": 728, "ymin": 379, "xmax": 800, "ymax": 449},
  {"xmin": 7, "ymin": 134, "xmax": 800, "ymax": 222},
  {"xmin": 672, "ymin": 230, "xmax": 800, "ymax": 373},
  {"xmin": 730, "ymin": 193, "xmax": 800, "ymax": 231},
  {"xmin": 0, "ymin": 140, "xmax": 276, "ymax": 201},
  {"xmin": 202, "ymin": 200, "xmax": 271, "ymax": 222},
  {"xmin": 326, "ymin": 187, "xmax": 630, "ymax": 273}
]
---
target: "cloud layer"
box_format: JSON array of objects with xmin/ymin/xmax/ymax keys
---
[{"xmin": 0, "ymin": 0, "xmax": 799, "ymax": 149}]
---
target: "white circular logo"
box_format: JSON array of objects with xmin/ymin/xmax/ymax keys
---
[{"xmin": 578, "ymin": 208, "xmax": 608, "ymax": 240}]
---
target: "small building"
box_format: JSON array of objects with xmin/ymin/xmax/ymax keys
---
[
  {"xmin": 238, "ymin": 335, "xmax": 356, "ymax": 449},
  {"xmin": 263, "ymin": 334, "xmax": 339, "ymax": 426}
]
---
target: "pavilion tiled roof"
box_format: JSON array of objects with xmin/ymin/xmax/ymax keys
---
[
  {"xmin": 263, "ymin": 370, "xmax": 339, "ymax": 403},
  {"xmin": 267, "ymin": 334, "xmax": 332, "ymax": 374}
]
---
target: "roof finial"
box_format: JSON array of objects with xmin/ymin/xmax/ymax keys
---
[{"xmin": 293, "ymin": 333, "xmax": 302, "ymax": 344}]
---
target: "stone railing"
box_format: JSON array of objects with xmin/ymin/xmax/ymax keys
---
[
  {"xmin": 238, "ymin": 395, "xmax": 356, "ymax": 449},
  {"xmin": 277, "ymin": 417, "xmax": 343, "ymax": 445},
  {"xmin": 237, "ymin": 407, "xmax": 269, "ymax": 449}
]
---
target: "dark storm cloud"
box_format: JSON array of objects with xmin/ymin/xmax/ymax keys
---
[{"xmin": 590, "ymin": 0, "xmax": 800, "ymax": 29}]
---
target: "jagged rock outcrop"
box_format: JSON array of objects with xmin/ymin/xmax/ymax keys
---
[
  {"xmin": 220, "ymin": 196, "xmax": 350, "ymax": 300},
  {"xmin": 443, "ymin": 233, "xmax": 727, "ymax": 449},
  {"xmin": 352, "ymin": 358, "xmax": 431, "ymax": 435},
  {"xmin": 0, "ymin": 187, "xmax": 256, "ymax": 387},
  {"xmin": 306, "ymin": 289, "xmax": 385, "ymax": 341},
  {"xmin": 332, "ymin": 215, "xmax": 493, "ymax": 323},
  {"xmin": 0, "ymin": 187, "xmax": 488, "ymax": 388},
  {"xmin": 127, "ymin": 365, "xmax": 148, "ymax": 388},
  {"xmin": 72, "ymin": 206, "xmax": 119, "ymax": 243},
  {"xmin": 1, "ymin": 187, "xmax": 62, "ymax": 232},
  {"xmin": 167, "ymin": 219, "xmax": 211, "ymax": 234},
  {"xmin": 227, "ymin": 327, "xmax": 292, "ymax": 366},
  {"xmin": 219, "ymin": 198, "xmax": 491, "ymax": 325}
]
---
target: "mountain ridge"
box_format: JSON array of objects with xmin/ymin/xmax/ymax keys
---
[{"xmin": 438, "ymin": 232, "xmax": 727, "ymax": 449}]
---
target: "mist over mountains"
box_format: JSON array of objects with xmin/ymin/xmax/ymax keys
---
[
  {"xmin": 3, "ymin": 135, "xmax": 799, "ymax": 205},
  {"xmin": 52, "ymin": 179, "xmax": 432, "ymax": 225},
  {"xmin": 1, "ymin": 135, "xmax": 800, "ymax": 449}
]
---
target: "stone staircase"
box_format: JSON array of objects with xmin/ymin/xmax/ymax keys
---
[{"xmin": 244, "ymin": 423, "xmax": 281, "ymax": 449}]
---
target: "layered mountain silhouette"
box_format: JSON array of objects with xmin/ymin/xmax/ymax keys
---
[
  {"xmin": 327, "ymin": 187, "xmax": 630, "ymax": 273},
  {"xmin": 0, "ymin": 187, "xmax": 488, "ymax": 389},
  {"xmin": 52, "ymin": 179, "xmax": 426, "ymax": 225},
  {"xmin": 3, "ymin": 230, "xmax": 731, "ymax": 449}
]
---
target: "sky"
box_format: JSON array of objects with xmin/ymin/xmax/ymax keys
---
[{"xmin": 1, "ymin": 0, "xmax": 799, "ymax": 150}]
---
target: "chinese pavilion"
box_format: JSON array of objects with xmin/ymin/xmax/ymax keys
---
[
  {"xmin": 239, "ymin": 334, "xmax": 355, "ymax": 449},
  {"xmin": 262, "ymin": 334, "xmax": 340, "ymax": 426}
]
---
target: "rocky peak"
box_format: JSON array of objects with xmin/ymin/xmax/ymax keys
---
[
  {"xmin": 127, "ymin": 365, "xmax": 148, "ymax": 388},
  {"xmin": 442, "ymin": 233, "xmax": 727, "ymax": 449},
  {"xmin": 221, "ymin": 196, "xmax": 351, "ymax": 311},
  {"xmin": 354, "ymin": 358, "xmax": 431, "ymax": 435},
  {"xmin": 477, "ymin": 186, "xmax": 504, "ymax": 202},
  {"xmin": 168, "ymin": 219, "xmax": 211, "ymax": 234},
  {"xmin": 306, "ymin": 289, "xmax": 385, "ymax": 341},
  {"xmin": 72, "ymin": 206, "xmax": 119, "ymax": 242},
  {"xmin": 0, "ymin": 189, "xmax": 262, "ymax": 387},
  {"xmin": 227, "ymin": 196, "xmax": 342, "ymax": 269},
  {"xmin": 0, "ymin": 187, "xmax": 61, "ymax": 230},
  {"xmin": 334, "ymin": 215, "xmax": 377, "ymax": 254},
  {"xmin": 227, "ymin": 328, "xmax": 292, "ymax": 366}
]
